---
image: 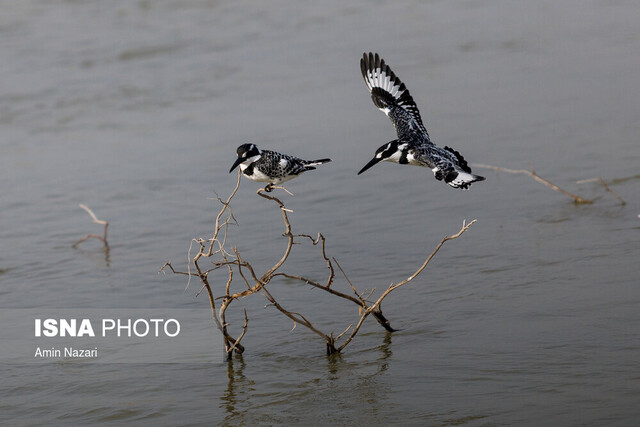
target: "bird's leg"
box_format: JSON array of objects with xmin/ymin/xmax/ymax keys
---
[{"xmin": 264, "ymin": 183, "xmax": 273, "ymax": 192}]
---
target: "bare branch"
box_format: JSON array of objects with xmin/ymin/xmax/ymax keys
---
[
  {"xmin": 226, "ymin": 309, "xmax": 248, "ymax": 358},
  {"xmin": 260, "ymin": 285, "xmax": 330, "ymax": 343},
  {"xmin": 596, "ymin": 178, "xmax": 626, "ymax": 205},
  {"xmin": 271, "ymin": 272, "xmax": 362, "ymax": 305},
  {"xmin": 474, "ymin": 163, "xmax": 592, "ymax": 204},
  {"xmin": 73, "ymin": 204, "xmax": 110, "ymax": 249},
  {"xmin": 610, "ymin": 174, "xmax": 640, "ymax": 185},
  {"xmin": 255, "ymin": 189, "xmax": 294, "ymax": 280},
  {"xmin": 164, "ymin": 170, "xmax": 479, "ymax": 359},
  {"xmin": 159, "ymin": 261, "xmax": 198, "ymax": 277},
  {"xmin": 576, "ymin": 177, "xmax": 627, "ymax": 205},
  {"xmin": 334, "ymin": 258, "xmax": 366, "ymax": 305},
  {"xmin": 206, "ymin": 171, "xmax": 242, "ymax": 256},
  {"xmin": 337, "ymin": 219, "xmax": 477, "ymax": 352},
  {"xmin": 263, "ymin": 185, "xmax": 294, "ymax": 196},
  {"xmin": 79, "ymin": 203, "xmax": 107, "ymax": 225},
  {"xmin": 335, "ymin": 324, "xmax": 352, "ymax": 341},
  {"xmin": 291, "ymin": 233, "xmax": 334, "ymax": 281}
]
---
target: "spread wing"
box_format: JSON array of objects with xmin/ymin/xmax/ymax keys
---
[{"xmin": 360, "ymin": 52, "xmax": 431, "ymax": 143}]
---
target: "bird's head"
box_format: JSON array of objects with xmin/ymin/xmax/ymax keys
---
[
  {"xmin": 230, "ymin": 143, "xmax": 261, "ymax": 173},
  {"xmin": 357, "ymin": 140, "xmax": 401, "ymax": 175}
]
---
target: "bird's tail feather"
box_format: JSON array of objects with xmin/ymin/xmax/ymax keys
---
[
  {"xmin": 446, "ymin": 171, "xmax": 485, "ymax": 190},
  {"xmin": 305, "ymin": 158, "xmax": 331, "ymax": 166}
]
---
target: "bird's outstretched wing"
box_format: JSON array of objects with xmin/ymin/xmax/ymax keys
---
[{"xmin": 360, "ymin": 52, "xmax": 430, "ymax": 143}]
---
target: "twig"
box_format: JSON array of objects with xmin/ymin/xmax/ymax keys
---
[
  {"xmin": 610, "ymin": 174, "xmax": 640, "ymax": 185},
  {"xmin": 332, "ymin": 257, "xmax": 394, "ymax": 330},
  {"xmin": 261, "ymin": 185, "xmax": 294, "ymax": 197},
  {"xmin": 474, "ymin": 163, "xmax": 592, "ymax": 204},
  {"xmin": 337, "ymin": 219, "xmax": 477, "ymax": 352},
  {"xmin": 596, "ymin": 177, "xmax": 626, "ymax": 205},
  {"xmin": 333, "ymin": 258, "xmax": 365, "ymax": 305},
  {"xmin": 226, "ymin": 309, "xmax": 248, "ymax": 358},
  {"xmin": 335, "ymin": 324, "xmax": 352, "ymax": 341},
  {"xmin": 73, "ymin": 204, "xmax": 110, "ymax": 250},
  {"xmin": 205, "ymin": 170, "xmax": 242, "ymax": 257},
  {"xmin": 260, "ymin": 285, "xmax": 330, "ymax": 343},
  {"xmin": 576, "ymin": 177, "xmax": 627, "ymax": 205},
  {"xmin": 255, "ymin": 189, "xmax": 295, "ymax": 280},
  {"xmin": 296, "ymin": 233, "xmax": 335, "ymax": 288},
  {"xmin": 272, "ymin": 272, "xmax": 362, "ymax": 305}
]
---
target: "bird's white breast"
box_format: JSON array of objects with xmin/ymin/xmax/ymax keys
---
[{"xmin": 239, "ymin": 163, "xmax": 269, "ymax": 182}]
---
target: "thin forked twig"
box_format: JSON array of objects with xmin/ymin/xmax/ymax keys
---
[
  {"xmin": 333, "ymin": 257, "xmax": 366, "ymax": 305},
  {"xmin": 73, "ymin": 204, "xmax": 110, "ymax": 249},
  {"xmin": 337, "ymin": 219, "xmax": 477, "ymax": 352},
  {"xmin": 576, "ymin": 177, "xmax": 627, "ymax": 205},
  {"xmin": 226, "ymin": 309, "xmax": 248, "ymax": 357},
  {"xmin": 474, "ymin": 163, "xmax": 592, "ymax": 204}
]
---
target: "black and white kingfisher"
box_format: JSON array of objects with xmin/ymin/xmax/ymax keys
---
[
  {"xmin": 229, "ymin": 143, "xmax": 331, "ymax": 192},
  {"xmin": 358, "ymin": 52, "xmax": 485, "ymax": 190}
]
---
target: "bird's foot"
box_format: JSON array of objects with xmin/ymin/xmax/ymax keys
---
[{"xmin": 258, "ymin": 184, "xmax": 293, "ymax": 196}]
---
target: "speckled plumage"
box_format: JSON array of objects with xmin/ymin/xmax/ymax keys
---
[
  {"xmin": 358, "ymin": 52, "xmax": 485, "ymax": 190},
  {"xmin": 230, "ymin": 143, "xmax": 331, "ymax": 190}
]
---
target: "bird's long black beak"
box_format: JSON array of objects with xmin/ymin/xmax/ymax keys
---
[
  {"xmin": 357, "ymin": 156, "xmax": 382, "ymax": 175},
  {"xmin": 229, "ymin": 157, "xmax": 243, "ymax": 173}
]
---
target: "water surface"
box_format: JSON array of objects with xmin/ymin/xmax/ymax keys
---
[{"xmin": 2, "ymin": 0, "xmax": 640, "ymax": 424}]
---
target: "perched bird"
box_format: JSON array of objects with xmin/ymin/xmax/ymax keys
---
[
  {"xmin": 229, "ymin": 143, "xmax": 331, "ymax": 191},
  {"xmin": 358, "ymin": 52, "xmax": 485, "ymax": 189}
]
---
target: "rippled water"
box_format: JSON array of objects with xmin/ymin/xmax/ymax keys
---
[{"xmin": 2, "ymin": 0, "xmax": 640, "ymax": 424}]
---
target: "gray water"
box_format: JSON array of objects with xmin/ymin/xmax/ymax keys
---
[{"xmin": 2, "ymin": 0, "xmax": 640, "ymax": 424}]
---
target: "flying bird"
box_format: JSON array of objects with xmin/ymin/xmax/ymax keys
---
[
  {"xmin": 358, "ymin": 52, "xmax": 485, "ymax": 189},
  {"xmin": 230, "ymin": 143, "xmax": 331, "ymax": 192}
]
